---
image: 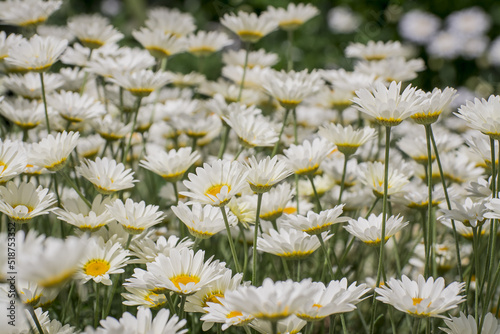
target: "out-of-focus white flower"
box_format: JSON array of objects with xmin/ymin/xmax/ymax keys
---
[
  {"xmin": 446, "ymin": 7, "xmax": 491, "ymax": 37},
  {"xmin": 220, "ymin": 11, "xmax": 278, "ymax": 43},
  {"xmin": 0, "ymin": 0, "xmax": 62, "ymax": 27},
  {"xmin": 427, "ymin": 31, "xmax": 462, "ymax": 59},
  {"xmin": 68, "ymin": 13, "xmax": 123, "ymax": 49},
  {"xmin": 186, "ymin": 30, "xmax": 233, "ymax": 57},
  {"xmin": 5, "ymin": 35, "xmax": 67, "ymax": 72},
  {"xmin": 441, "ymin": 312, "xmax": 500, "ymax": 334},
  {"xmin": 327, "ymin": 6, "xmax": 361, "ymax": 34},
  {"xmin": 266, "ymin": 3, "xmax": 319, "ymax": 31},
  {"xmin": 398, "ymin": 10, "xmax": 440, "ymax": 44}
]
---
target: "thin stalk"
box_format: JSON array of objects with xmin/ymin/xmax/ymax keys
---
[
  {"xmin": 292, "ymin": 108, "xmax": 298, "ymax": 145},
  {"xmin": 237, "ymin": 42, "xmax": 250, "ymax": 102},
  {"xmin": 338, "ymin": 154, "xmax": 350, "ymax": 204},
  {"xmin": 233, "ymin": 145, "xmax": 244, "ymax": 161},
  {"xmin": 287, "ymin": 29, "xmax": 293, "ymax": 71},
  {"xmin": 424, "ymin": 125, "xmax": 434, "ymax": 278},
  {"xmin": 370, "ymin": 126, "xmax": 391, "ymax": 334},
  {"xmin": 253, "ymin": 193, "xmax": 263, "ymax": 285},
  {"xmin": 191, "ymin": 137, "xmax": 198, "ymax": 152},
  {"xmin": 221, "ymin": 206, "xmax": 241, "ymax": 273},
  {"xmin": 238, "ymin": 224, "xmax": 249, "ymax": 279},
  {"xmin": 271, "ymin": 109, "xmax": 291, "ymax": 157},
  {"xmin": 472, "ymin": 227, "xmax": 480, "ymax": 323},
  {"xmin": 28, "ymin": 305, "xmax": 46, "ymax": 334},
  {"xmin": 122, "ymin": 96, "xmax": 142, "ymax": 164},
  {"xmin": 218, "ymin": 123, "xmax": 230, "ymax": 159},
  {"xmin": 271, "ymin": 321, "xmax": 278, "ymax": 334},
  {"xmin": 429, "ymin": 125, "xmax": 463, "ymax": 283},
  {"xmin": 179, "ymin": 295, "xmax": 187, "ymax": 319},
  {"xmin": 318, "ymin": 233, "xmax": 334, "ymax": 281},
  {"xmin": 59, "ymin": 170, "xmax": 91, "ymax": 208},
  {"xmin": 39, "ymin": 72, "xmax": 51, "ymax": 133},
  {"xmin": 61, "ymin": 281, "xmax": 75, "ymax": 323},
  {"xmin": 94, "ymin": 282, "xmax": 100, "ymax": 328},
  {"xmin": 340, "ymin": 314, "xmax": 349, "ymax": 334},
  {"xmin": 308, "ymin": 174, "xmax": 323, "ymax": 212}
]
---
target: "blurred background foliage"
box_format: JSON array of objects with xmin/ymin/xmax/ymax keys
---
[{"xmin": 33, "ymin": 0, "xmax": 500, "ymax": 95}]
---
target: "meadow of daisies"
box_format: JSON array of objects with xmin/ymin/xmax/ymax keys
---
[{"xmin": 2, "ymin": 0, "xmax": 500, "ymax": 333}]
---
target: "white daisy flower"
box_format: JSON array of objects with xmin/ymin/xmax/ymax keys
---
[
  {"xmin": 222, "ymin": 48, "xmax": 279, "ymax": 69},
  {"xmin": 28, "ymin": 130, "xmax": 79, "ymax": 171},
  {"xmin": 281, "ymin": 206, "xmax": 349, "ymax": 235},
  {"xmin": 411, "ymin": 87, "xmax": 457, "ymax": 125},
  {"xmin": 441, "ymin": 197, "xmax": 489, "ymax": 228},
  {"xmin": 375, "ymin": 274, "xmax": 465, "ymax": 317},
  {"xmin": 76, "ymin": 237, "xmax": 129, "ymax": 285},
  {"xmin": 352, "ymin": 81, "xmax": 423, "ymax": 127},
  {"xmin": 319, "ymin": 124, "xmax": 376, "ymax": 156},
  {"xmin": 91, "ymin": 307, "xmax": 187, "ymax": 334},
  {"xmin": 220, "ymin": 11, "xmax": 279, "ymax": 43},
  {"xmin": 0, "ymin": 31, "xmax": 23, "ymax": 60},
  {"xmin": 327, "ymin": 6, "xmax": 361, "ymax": 34},
  {"xmin": 245, "ymin": 156, "xmax": 293, "ymax": 193},
  {"xmin": 128, "ymin": 235, "xmax": 194, "ymax": 264},
  {"xmin": 68, "ymin": 13, "xmax": 123, "ymax": 49},
  {"xmin": 262, "ymin": 69, "xmax": 323, "ymax": 109},
  {"xmin": 266, "ymin": 3, "xmax": 318, "ymax": 31},
  {"xmin": 146, "ymin": 247, "xmax": 222, "ymax": 296},
  {"xmin": 77, "ymin": 157, "xmax": 137, "ymax": 195},
  {"xmin": 344, "ymin": 213, "xmax": 408, "ymax": 246},
  {"xmin": 37, "ymin": 24, "xmax": 75, "ymax": 42},
  {"xmin": 140, "ymin": 147, "xmax": 200, "ymax": 183},
  {"xmin": 182, "ymin": 160, "xmax": 249, "ymax": 207},
  {"xmin": 224, "ymin": 278, "xmax": 319, "ymax": 321},
  {"xmin": 295, "ymin": 278, "xmax": 370, "ymax": 321},
  {"xmin": 358, "ymin": 161, "xmax": 410, "ymax": 197},
  {"xmin": 0, "ymin": 97, "xmax": 46, "ymax": 130},
  {"xmin": 132, "ymin": 28, "xmax": 187, "ymax": 59},
  {"xmin": 345, "ymin": 40, "xmax": 409, "ymax": 61},
  {"xmin": 93, "ymin": 115, "xmax": 133, "ymax": 142},
  {"xmin": 5, "ymin": 35, "xmax": 67, "ymax": 72},
  {"xmin": 354, "ymin": 57, "xmax": 425, "ymax": 84},
  {"xmin": 441, "ymin": 312, "xmax": 500, "ymax": 334},
  {"xmin": 0, "ymin": 0, "xmax": 62, "ymax": 27},
  {"xmin": 222, "ymin": 65, "xmax": 271, "ymax": 90},
  {"xmin": 0, "ymin": 181, "xmax": 56, "ymax": 223},
  {"xmin": 3, "ymin": 72, "xmax": 63, "ymax": 100},
  {"xmin": 47, "ymin": 90, "xmax": 105, "ymax": 123},
  {"xmin": 223, "ymin": 110, "xmax": 278, "ymax": 148},
  {"xmin": 87, "ymin": 47, "xmax": 155, "ymax": 77},
  {"xmin": 201, "ymin": 297, "xmax": 254, "ymax": 331},
  {"xmin": 257, "ymin": 227, "xmax": 332, "ymax": 260},
  {"xmin": 110, "ymin": 69, "xmax": 172, "ymax": 97},
  {"xmin": 446, "ymin": 7, "xmax": 491, "ymax": 37},
  {"xmin": 106, "ymin": 198, "xmax": 165, "ymax": 235},
  {"xmin": 145, "ymin": 7, "xmax": 196, "ymax": 37},
  {"xmin": 427, "ymin": 31, "xmax": 462, "ymax": 59},
  {"xmin": 0, "ymin": 139, "xmax": 27, "ymax": 184},
  {"xmin": 186, "ymin": 30, "xmax": 233, "ymax": 57},
  {"xmin": 283, "ymin": 138, "xmax": 335, "ymax": 176},
  {"xmin": 259, "ymin": 182, "xmax": 295, "ymax": 221},
  {"xmin": 455, "ymin": 95, "xmax": 500, "ymax": 140},
  {"xmin": 250, "ymin": 315, "xmax": 307, "ymax": 334},
  {"xmin": 54, "ymin": 194, "xmax": 114, "ymax": 232},
  {"xmin": 77, "ymin": 134, "xmax": 106, "ymax": 160},
  {"xmin": 398, "ymin": 10, "xmax": 441, "ymax": 45},
  {"xmin": 172, "ymin": 202, "xmax": 237, "ymax": 239}
]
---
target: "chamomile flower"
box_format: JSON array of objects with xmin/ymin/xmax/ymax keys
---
[
  {"xmin": 122, "ymin": 286, "xmax": 168, "ymax": 309},
  {"xmin": 91, "ymin": 307, "xmax": 187, "ymax": 334},
  {"xmin": 250, "ymin": 315, "xmax": 307, "ymax": 334},
  {"xmin": 245, "ymin": 156, "xmax": 293, "ymax": 193},
  {"xmin": 344, "ymin": 213, "xmax": 408, "ymax": 246},
  {"xmin": 0, "ymin": 97, "xmax": 46, "ymax": 130},
  {"xmin": 262, "ymin": 69, "xmax": 323, "ymax": 109},
  {"xmin": 77, "ymin": 157, "xmax": 136, "ymax": 195},
  {"xmin": 0, "ymin": 181, "xmax": 56, "ymax": 223},
  {"xmin": 319, "ymin": 124, "xmax": 376, "ymax": 156},
  {"xmin": 186, "ymin": 30, "xmax": 233, "ymax": 57},
  {"xmin": 327, "ymin": 6, "xmax": 361, "ymax": 34},
  {"xmin": 266, "ymin": 3, "xmax": 319, "ymax": 30},
  {"xmin": 94, "ymin": 115, "xmax": 133, "ymax": 142},
  {"xmin": 0, "ymin": 139, "xmax": 27, "ymax": 184},
  {"xmin": 106, "ymin": 198, "xmax": 165, "ymax": 235},
  {"xmin": 345, "ymin": 40, "xmax": 409, "ymax": 61},
  {"xmin": 132, "ymin": 28, "xmax": 187, "ymax": 59},
  {"xmin": 441, "ymin": 312, "xmax": 500, "ymax": 334},
  {"xmin": 283, "ymin": 138, "xmax": 335, "ymax": 176},
  {"xmin": 281, "ymin": 206, "xmax": 349, "ymax": 235},
  {"xmin": 0, "ymin": 32, "xmax": 23, "ymax": 60},
  {"xmin": 76, "ymin": 237, "xmax": 129, "ymax": 285},
  {"xmin": 259, "ymin": 183, "xmax": 295, "ymax": 221},
  {"xmin": 399, "ymin": 10, "xmax": 441, "ymax": 45},
  {"xmin": 54, "ymin": 194, "xmax": 114, "ymax": 232},
  {"xmin": 447, "ymin": 7, "xmax": 491, "ymax": 37},
  {"xmin": 128, "ymin": 235, "xmax": 194, "ymax": 264},
  {"xmin": 3, "ymin": 72, "xmax": 63, "ymax": 99},
  {"xmin": 358, "ymin": 161, "xmax": 410, "ymax": 197},
  {"xmin": 354, "ymin": 57, "xmax": 425, "ymax": 84},
  {"xmin": 220, "ymin": 11, "xmax": 278, "ymax": 43},
  {"xmin": 145, "ymin": 7, "xmax": 196, "ymax": 37},
  {"xmin": 110, "ymin": 69, "xmax": 171, "ymax": 97},
  {"xmin": 201, "ymin": 298, "xmax": 254, "ymax": 331},
  {"xmin": 257, "ymin": 227, "xmax": 332, "ymax": 260},
  {"xmin": 0, "ymin": 0, "xmax": 62, "ymax": 27},
  {"xmin": 455, "ymin": 95, "xmax": 500, "ymax": 140},
  {"xmin": 375, "ymin": 275, "xmax": 465, "ymax": 317},
  {"xmin": 223, "ymin": 111, "xmax": 278, "ymax": 148},
  {"xmin": 6, "ymin": 35, "xmax": 67, "ymax": 73},
  {"xmin": 222, "ymin": 48, "xmax": 279, "ymax": 69},
  {"xmin": 440, "ymin": 197, "xmax": 489, "ymax": 228},
  {"xmin": 146, "ymin": 247, "xmax": 222, "ymax": 296},
  {"xmin": 29, "ymin": 131, "xmax": 79, "ymax": 171},
  {"xmin": 140, "ymin": 147, "xmax": 200, "ymax": 183},
  {"xmin": 295, "ymin": 279, "xmax": 370, "ymax": 321},
  {"xmin": 185, "ymin": 268, "xmax": 243, "ymax": 313},
  {"xmin": 224, "ymin": 278, "xmax": 318, "ymax": 321},
  {"xmin": 68, "ymin": 14, "xmax": 123, "ymax": 49},
  {"xmin": 172, "ymin": 202, "xmax": 237, "ymax": 239},
  {"xmin": 48, "ymin": 90, "xmax": 105, "ymax": 123},
  {"xmin": 411, "ymin": 87, "xmax": 457, "ymax": 124},
  {"xmin": 182, "ymin": 160, "xmax": 249, "ymax": 207}
]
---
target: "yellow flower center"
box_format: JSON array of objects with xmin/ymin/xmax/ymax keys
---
[
  {"xmin": 227, "ymin": 311, "xmax": 243, "ymax": 318},
  {"xmin": 171, "ymin": 274, "xmax": 200, "ymax": 290},
  {"xmin": 202, "ymin": 291, "xmax": 224, "ymax": 307},
  {"xmin": 412, "ymin": 297, "xmax": 423, "ymax": 306},
  {"xmin": 312, "ymin": 303, "xmax": 322, "ymax": 308},
  {"xmin": 206, "ymin": 184, "xmax": 230, "ymax": 199},
  {"xmin": 283, "ymin": 207, "xmax": 297, "ymax": 215},
  {"xmin": 84, "ymin": 259, "xmax": 110, "ymax": 277}
]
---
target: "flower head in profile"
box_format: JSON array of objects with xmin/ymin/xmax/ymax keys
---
[
  {"xmin": 54, "ymin": 194, "xmax": 114, "ymax": 232},
  {"xmin": 140, "ymin": 147, "xmax": 200, "ymax": 183},
  {"xmin": 77, "ymin": 157, "xmax": 137, "ymax": 195},
  {"xmin": 344, "ymin": 213, "xmax": 408, "ymax": 246},
  {"xmin": 352, "ymin": 81, "xmax": 423, "ymax": 127},
  {"xmin": 319, "ymin": 124, "xmax": 376, "ymax": 156},
  {"xmin": 132, "ymin": 28, "xmax": 187, "ymax": 59},
  {"xmin": 411, "ymin": 87, "xmax": 457, "ymax": 124},
  {"xmin": 29, "ymin": 131, "xmax": 79, "ymax": 171},
  {"xmin": 441, "ymin": 312, "xmax": 500, "ymax": 334},
  {"xmin": 145, "ymin": 7, "xmax": 196, "ymax": 37},
  {"xmin": 375, "ymin": 275, "xmax": 465, "ymax": 318},
  {"xmin": 441, "ymin": 197, "xmax": 489, "ymax": 228},
  {"xmin": 47, "ymin": 90, "xmax": 105, "ymax": 123},
  {"xmin": 345, "ymin": 40, "xmax": 409, "ymax": 61},
  {"xmin": 283, "ymin": 138, "xmax": 335, "ymax": 176},
  {"xmin": 220, "ymin": 11, "xmax": 278, "ymax": 43},
  {"xmin": 110, "ymin": 69, "xmax": 172, "ymax": 97},
  {"xmin": 282, "ymin": 206, "xmax": 349, "ymax": 235},
  {"xmin": 106, "ymin": 198, "xmax": 165, "ymax": 235},
  {"xmin": 0, "ymin": 139, "xmax": 27, "ymax": 184},
  {"xmin": 245, "ymin": 156, "xmax": 293, "ymax": 193},
  {"xmin": 6, "ymin": 35, "xmax": 67, "ymax": 72},
  {"xmin": 455, "ymin": 95, "xmax": 500, "ymax": 140},
  {"xmin": 182, "ymin": 160, "xmax": 249, "ymax": 207},
  {"xmin": 266, "ymin": 3, "xmax": 319, "ymax": 31},
  {"xmin": 68, "ymin": 14, "xmax": 123, "ymax": 49},
  {"xmin": 0, "ymin": 0, "xmax": 62, "ymax": 27},
  {"xmin": 223, "ymin": 111, "xmax": 278, "ymax": 148},
  {"xmin": 186, "ymin": 30, "xmax": 233, "ymax": 57},
  {"xmin": 358, "ymin": 161, "xmax": 410, "ymax": 197}
]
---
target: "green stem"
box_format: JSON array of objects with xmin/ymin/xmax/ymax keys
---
[
  {"xmin": 271, "ymin": 321, "xmax": 278, "ymax": 334},
  {"xmin": 122, "ymin": 96, "xmax": 142, "ymax": 164},
  {"xmin": 218, "ymin": 123, "xmax": 230, "ymax": 159},
  {"xmin": 308, "ymin": 174, "xmax": 322, "ymax": 212},
  {"xmin": 429, "ymin": 125, "xmax": 463, "ymax": 284},
  {"xmin": 61, "ymin": 281, "xmax": 75, "ymax": 323},
  {"xmin": 341, "ymin": 314, "xmax": 349, "ymax": 334},
  {"xmin": 318, "ymin": 233, "xmax": 334, "ymax": 281},
  {"xmin": 28, "ymin": 305, "xmax": 46, "ymax": 334},
  {"xmin": 179, "ymin": 295, "xmax": 186, "ymax": 319},
  {"xmin": 472, "ymin": 227, "xmax": 480, "ymax": 323},
  {"xmin": 287, "ymin": 30, "xmax": 293, "ymax": 71},
  {"xmin": 191, "ymin": 137, "xmax": 198, "ymax": 152},
  {"xmin": 424, "ymin": 125, "xmax": 434, "ymax": 278},
  {"xmin": 338, "ymin": 154, "xmax": 350, "ymax": 204},
  {"xmin": 292, "ymin": 108, "xmax": 298, "ymax": 145},
  {"xmin": 233, "ymin": 145, "xmax": 244, "ymax": 161},
  {"xmin": 271, "ymin": 109, "xmax": 291, "ymax": 157},
  {"xmin": 253, "ymin": 193, "xmax": 263, "ymax": 285},
  {"xmin": 39, "ymin": 72, "xmax": 51, "ymax": 133},
  {"xmin": 59, "ymin": 170, "xmax": 91, "ymax": 207},
  {"xmin": 237, "ymin": 43, "xmax": 250, "ymax": 102},
  {"xmin": 221, "ymin": 206, "xmax": 241, "ymax": 273},
  {"xmin": 94, "ymin": 282, "xmax": 100, "ymax": 328}
]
